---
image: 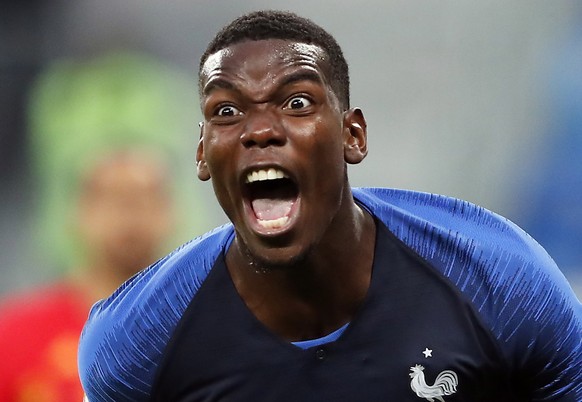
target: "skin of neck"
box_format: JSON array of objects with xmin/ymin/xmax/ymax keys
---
[{"xmin": 226, "ymin": 183, "xmax": 376, "ymax": 341}]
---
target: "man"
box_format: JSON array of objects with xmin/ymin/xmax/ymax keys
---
[
  {"xmin": 78, "ymin": 10, "xmax": 582, "ymax": 401},
  {"xmin": 0, "ymin": 149, "xmax": 175, "ymax": 402},
  {"xmin": 0, "ymin": 52, "xmax": 202, "ymax": 402}
]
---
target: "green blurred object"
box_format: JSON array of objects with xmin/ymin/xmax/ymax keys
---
[{"xmin": 27, "ymin": 51, "xmax": 205, "ymax": 272}]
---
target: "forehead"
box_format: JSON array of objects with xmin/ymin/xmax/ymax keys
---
[
  {"xmin": 200, "ymin": 39, "xmax": 330, "ymax": 89},
  {"xmin": 83, "ymin": 152, "xmax": 168, "ymax": 194}
]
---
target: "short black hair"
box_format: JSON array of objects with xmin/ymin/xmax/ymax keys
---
[{"xmin": 199, "ymin": 10, "xmax": 350, "ymax": 110}]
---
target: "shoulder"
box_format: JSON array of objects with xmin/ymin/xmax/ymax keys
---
[
  {"xmin": 354, "ymin": 187, "xmax": 580, "ymax": 322},
  {"xmin": 86, "ymin": 223, "xmax": 234, "ymax": 322},
  {"xmin": 354, "ymin": 186, "xmax": 537, "ymax": 246},
  {"xmin": 354, "ymin": 187, "xmax": 582, "ymax": 398},
  {"xmin": 79, "ymin": 224, "xmax": 234, "ymax": 401},
  {"xmin": 353, "ymin": 187, "xmax": 572, "ymax": 291}
]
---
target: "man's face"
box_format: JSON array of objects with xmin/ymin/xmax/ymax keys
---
[
  {"xmin": 198, "ymin": 39, "xmax": 361, "ymax": 268},
  {"xmin": 78, "ymin": 151, "xmax": 174, "ymax": 275}
]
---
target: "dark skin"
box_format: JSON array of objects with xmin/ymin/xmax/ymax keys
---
[{"xmin": 197, "ymin": 39, "xmax": 376, "ymax": 341}]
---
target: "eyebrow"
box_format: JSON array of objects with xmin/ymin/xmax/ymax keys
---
[
  {"xmin": 202, "ymin": 78, "xmax": 236, "ymax": 96},
  {"xmin": 203, "ymin": 69, "xmax": 325, "ymax": 97},
  {"xmin": 279, "ymin": 70, "xmax": 324, "ymax": 88}
]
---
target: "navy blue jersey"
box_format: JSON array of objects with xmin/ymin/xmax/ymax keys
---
[{"xmin": 78, "ymin": 188, "xmax": 582, "ymax": 401}]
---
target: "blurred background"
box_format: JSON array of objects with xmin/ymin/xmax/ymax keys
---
[{"xmin": 2, "ymin": 0, "xmax": 581, "ymax": 297}]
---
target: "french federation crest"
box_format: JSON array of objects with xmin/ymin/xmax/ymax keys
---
[{"xmin": 409, "ymin": 364, "xmax": 458, "ymax": 402}]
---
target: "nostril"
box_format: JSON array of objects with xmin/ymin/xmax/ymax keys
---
[
  {"xmin": 241, "ymin": 135, "xmax": 258, "ymax": 148},
  {"xmin": 240, "ymin": 126, "xmax": 286, "ymax": 148}
]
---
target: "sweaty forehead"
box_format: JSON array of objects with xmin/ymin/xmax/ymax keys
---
[{"xmin": 200, "ymin": 40, "xmax": 329, "ymax": 88}]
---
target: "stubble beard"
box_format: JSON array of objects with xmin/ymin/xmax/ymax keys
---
[{"xmin": 237, "ymin": 235, "xmax": 310, "ymax": 274}]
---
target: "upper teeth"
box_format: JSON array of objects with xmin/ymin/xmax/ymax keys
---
[{"xmin": 246, "ymin": 168, "xmax": 288, "ymax": 183}]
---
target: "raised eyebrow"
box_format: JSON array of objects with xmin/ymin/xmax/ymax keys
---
[
  {"xmin": 202, "ymin": 70, "xmax": 324, "ymax": 98},
  {"xmin": 279, "ymin": 70, "xmax": 324, "ymax": 89},
  {"xmin": 203, "ymin": 78, "xmax": 237, "ymax": 96}
]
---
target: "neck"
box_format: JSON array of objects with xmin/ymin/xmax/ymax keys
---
[{"xmin": 227, "ymin": 194, "xmax": 376, "ymax": 341}]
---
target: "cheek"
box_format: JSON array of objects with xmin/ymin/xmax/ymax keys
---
[
  {"xmin": 311, "ymin": 120, "xmax": 347, "ymax": 192},
  {"xmin": 295, "ymin": 118, "xmax": 344, "ymax": 165},
  {"xmin": 203, "ymin": 131, "xmax": 237, "ymax": 174},
  {"xmin": 202, "ymin": 133, "xmax": 241, "ymax": 213}
]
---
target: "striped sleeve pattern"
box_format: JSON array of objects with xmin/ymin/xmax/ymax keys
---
[
  {"xmin": 353, "ymin": 187, "xmax": 582, "ymax": 400},
  {"xmin": 78, "ymin": 225, "xmax": 234, "ymax": 401}
]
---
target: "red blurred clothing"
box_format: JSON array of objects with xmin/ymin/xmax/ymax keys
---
[{"xmin": 0, "ymin": 282, "xmax": 89, "ymax": 402}]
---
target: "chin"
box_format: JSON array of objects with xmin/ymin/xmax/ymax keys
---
[{"xmin": 239, "ymin": 239, "xmax": 310, "ymax": 273}]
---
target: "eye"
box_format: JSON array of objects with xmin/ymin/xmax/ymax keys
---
[
  {"xmin": 215, "ymin": 105, "xmax": 242, "ymax": 117},
  {"xmin": 284, "ymin": 96, "xmax": 312, "ymax": 110}
]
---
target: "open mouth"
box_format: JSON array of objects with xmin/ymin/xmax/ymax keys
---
[{"xmin": 244, "ymin": 167, "xmax": 299, "ymax": 230}]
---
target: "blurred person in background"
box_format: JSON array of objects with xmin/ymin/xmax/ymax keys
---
[{"xmin": 0, "ymin": 53, "xmax": 205, "ymax": 402}]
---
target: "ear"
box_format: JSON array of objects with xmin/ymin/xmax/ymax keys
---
[
  {"xmin": 196, "ymin": 123, "xmax": 211, "ymax": 181},
  {"xmin": 343, "ymin": 108, "xmax": 368, "ymax": 164}
]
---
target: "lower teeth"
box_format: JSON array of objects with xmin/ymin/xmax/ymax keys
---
[{"xmin": 257, "ymin": 216, "xmax": 289, "ymax": 229}]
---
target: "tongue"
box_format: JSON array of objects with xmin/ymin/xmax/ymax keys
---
[{"xmin": 251, "ymin": 198, "xmax": 293, "ymax": 221}]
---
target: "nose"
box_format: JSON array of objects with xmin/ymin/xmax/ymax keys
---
[{"xmin": 240, "ymin": 109, "xmax": 286, "ymax": 148}]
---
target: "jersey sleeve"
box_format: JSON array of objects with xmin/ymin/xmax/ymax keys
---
[
  {"xmin": 78, "ymin": 225, "xmax": 234, "ymax": 401},
  {"xmin": 495, "ymin": 251, "xmax": 581, "ymax": 401},
  {"xmin": 354, "ymin": 187, "xmax": 582, "ymax": 400}
]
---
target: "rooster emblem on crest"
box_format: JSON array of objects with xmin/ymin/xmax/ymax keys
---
[{"xmin": 409, "ymin": 364, "xmax": 458, "ymax": 402}]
